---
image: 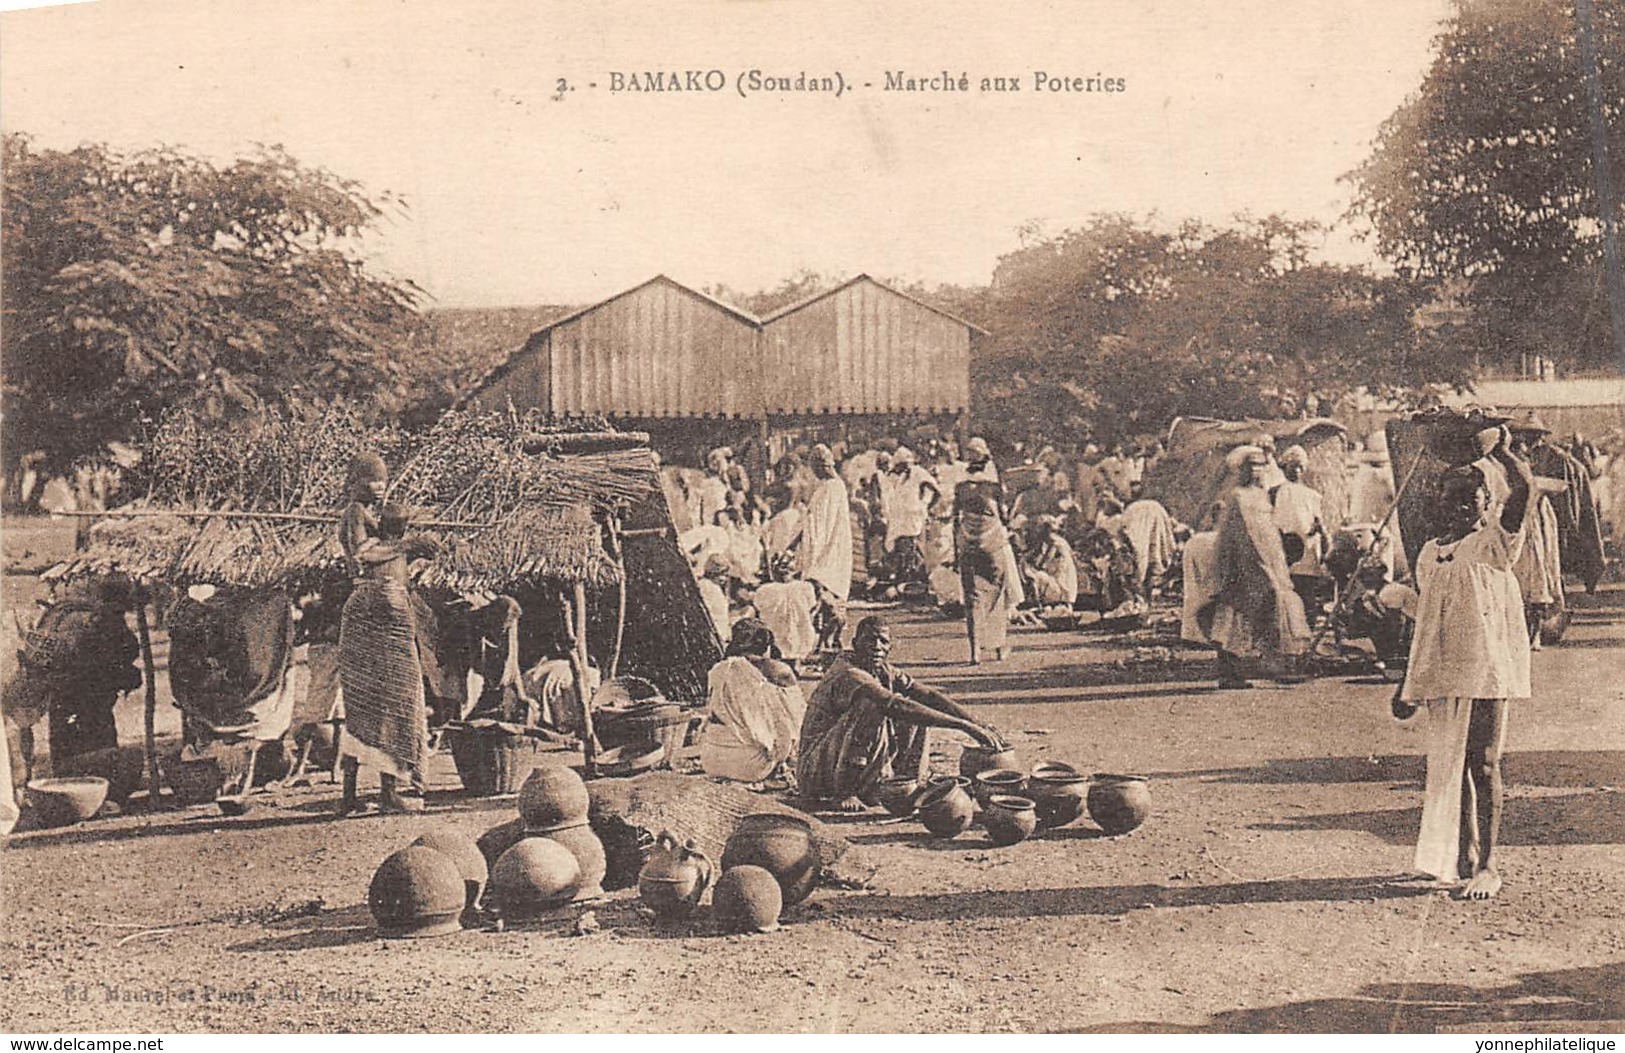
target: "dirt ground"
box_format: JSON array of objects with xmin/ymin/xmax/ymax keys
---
[{"xmin": 2, "ymin": 547, "xmax": 1622, "ymax": 1032}]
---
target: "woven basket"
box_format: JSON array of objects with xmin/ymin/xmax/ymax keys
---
[{"xmin": 446, "ymin": 727, "xmax": 559, "ymax": 797}]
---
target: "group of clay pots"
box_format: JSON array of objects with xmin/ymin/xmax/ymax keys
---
[
  {"xmin": 367, "ymin": 760, "xmax": 612, "ymax": 936},
  {"xmin": 877, "ymin": 745, "xmax": 1152, "ymax": 845},
  {"xmin": 636, "ymin": 812, "xmax": 820, "ymax": 935}
]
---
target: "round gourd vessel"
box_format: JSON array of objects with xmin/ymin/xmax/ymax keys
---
[
  {"xmin": 411, "ymin": 828, "xmax": 489, "ymax": 910},
  {"xmin": 477, "ymin": 817, "xmax": 527, "ymax": 870},
  {"xmin": 721, "ymin": 813, "xmax": 819, "ymax": 906},
  {"xmin": 489, "ymin": 838, "xmax": 583, "ymax": 918},
  {"xmin": 876, "ymin": 778, "xmax": 921, "ymax": 818},
  {"xmin": 368, "ymin": 846, "xmax": 466, "ymax": 938},
  {"xmin": 713, "ymin": 865, "xmax": 783, "ymax": 933},
  {"xmin": 971, "ymin": 768, "xmax": 1027, "ymax": 806},
  {"xmin": 517, "ymin": 763, "xmax": 591, "ymax": 834},
  {"xmin": 1029, "ymin": 773, "xmax": 1089, "ymax": 829},
  {"xmin": 544, "ymin": 822, "xmax": 608, "ymax": 900}
]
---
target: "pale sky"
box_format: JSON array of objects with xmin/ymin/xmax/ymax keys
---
[{"xmin": 1, "ymin": 0, "xmax": 1452, "ymax": 307}]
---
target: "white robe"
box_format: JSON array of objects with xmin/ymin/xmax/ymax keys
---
[
  {"xmin": 798, "ymin": 476, "xmax": 853, "ymax": 602},
  {"xmin": 1272, "ymin": 481, "xmax": 1325, "ymax": 577},
  {"xmin": 1181, "ymin": 531, "xmax": 1220, "ymax": 644},
  {"xmin": 881, "ymin": 465, "xmax": 937, "ymax": 548},
  {"xmin": 699, "ymin": 657, "xmax": 806, "ymax": 783},
  {"xmin": 752, "ymin": 580, "xmax": 819, "ymax": 662},
  {"xmin": 1121, "ymin": 498, "xmax": 1176, "ymax": 586},
  {"xmin": 1402, "ymin": 518, "xmax": 1530, "ymax": 702}
]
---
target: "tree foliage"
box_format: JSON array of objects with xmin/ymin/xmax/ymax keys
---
[
  {"xmin": 1347, "ymin": 0, "xmax": 1625, "ymax": 372},
  {"xmin": 1, "ymin": 134, "xmax": 423, "ymax": 488},
  {"xmin": 964, "ymin": 214, "xmax": 1436, "ymax": 444}
]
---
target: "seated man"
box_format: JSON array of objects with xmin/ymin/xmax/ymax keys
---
[
  {"xmin": 699, "ymin": 618, "xmax": 806, "ymax": 786},
  {"xmin": 796, "ymin": 616, "xmax": 1005, "ymax": 812},
  {"xmin": 1023, "ymin": 515, "xmax": 1079, "ymax": 608}
]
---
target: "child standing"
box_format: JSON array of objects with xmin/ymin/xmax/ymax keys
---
[{"xmin": 1393, "ymin": 425, "xmax": 1537, "ymax": 900}]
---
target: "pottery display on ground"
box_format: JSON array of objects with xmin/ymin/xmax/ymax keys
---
[
  {"xmin": 637, "ymin": 832, "xmax": 714, "ymax": 920},
  {"xmin": 876, "ymin": 777, "xmax": 922, "ymax": 817},
  {"xmin": 970, "ymin": 768, "xmax": 1027, "ymax": 807},
  {"xmin": 1029, "ymin": 772, "xmax": 1090, "ymax": 829},
  {"xmin": 411, "ymin": 829, "xmax": 490, "ymax": 911},
  {"xmin": 1087, "ymin": 773, "xmax": 1152, "ymax": 835},
  {"xmin": 545, "ymin": 822, "xmax": 608, "ymax": 900},
  {"xmin": 368, "ymin": 845, "xmax": 466, "ymax": 938},
  {"xmin": 489, "ymin": 838, "xmax": 582, "ymax": 918},
  {"xmin": 1030, "ymin": 760, "xmax": 1079, "ymax": 783},
  {"xmin": 712, "ymin": 865, "xmax": 783, "ymax": 934},
  {"xmin": 517, "ymin": 762, "xmax": 590, "ymax": 834},
  {"xmin": 958, "ymin": 745, "xmax": 1019, "ymax": 781},
  {"xmin": 915, "ymin": 778, "xmax": 975, "ymax": 838},
  {"xmin": 981, "ymin": 794, "xmax": 1038, "ymax": 846},
  {"xmin": 720, "ymin": 813, "xmax": 819, "ymax": 906}
]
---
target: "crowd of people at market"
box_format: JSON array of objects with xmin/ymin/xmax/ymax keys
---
[{"xmin": 2, "ymin": 412, "xmax": 1620, "ymax": 903}]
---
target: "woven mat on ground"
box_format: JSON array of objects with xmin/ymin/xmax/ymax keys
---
[{"xmin": 587, "ymin": 771, "xmax": 876, "ymax": 889}]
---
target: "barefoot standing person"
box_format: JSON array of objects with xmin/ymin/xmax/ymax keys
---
[{"xmin": 1393, "ymin": 426, "xmax": 1538, "ymax": 901}]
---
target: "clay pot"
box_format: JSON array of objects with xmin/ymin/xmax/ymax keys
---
[
  {"xmin": 517, "ymin": 762, "xmax": 591, "ymax": 834},
  {"xmin": 1030, "ymin": 760, "xmax": 1079, "ymax": 783},
  {"xmin": 477, "ymin": 817, "xmax": 527, "ymax": 870},
  {"xmin": 971, "ymin": 768, "xmax": 1027, "ymax": 807},
  {"xmin": 712, "ymin": 865, "xmax": 783, "ymax": 933},
  {"xmin": 1029, "ymin": 773, "xmax": 1090, "ymax": 829},
  {"xmin": 25, "ymin": 777, "xmax": 109, "ymax": 828},
  {"xmin": 876, "ymin": 778, "xmax": 922, "ymax": 818},
  {"xmin": 982, "ymin": 794, "xmax": 1038, "ymax": 847},
  {"xmin": 1087, "ymin": 773, "xmax": 1152, "ymax": 835},
  {"xmin": 545, "ymin": 822, "xmax": 608, "ymax": 900},
  {"xmin": 958, "ymin": 745, "xmax": 1019, "ymax": 781},
  {"xmin": 489, "ymin": 838, "xmax": 582, "ymax": 918},
  {"xmin": 411, "ymin": 829, "xmax": 489, "ymax": 911},
  {"xmin": 638, "ymin": 832, "xmax": 714, "ymax": 920},
  {"xmin": 368, "ymin": 846, "xmax": 466, "ymax": 938},
  {"xmin": 721, "ymin": 813, "xmax": 819, "ymax": 907},
  {"xmin": 915, "ymin": 778, "xmax": 975, "ymax": 838}
]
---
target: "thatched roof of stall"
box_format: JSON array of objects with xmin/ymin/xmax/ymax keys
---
[
  {"xmin": 54, "ymin": 406, "xmax": 658, "ymax": 593},
  {"xmin": 1144, "ymin": 416, "xmax": 1350, "ymax": 528}
]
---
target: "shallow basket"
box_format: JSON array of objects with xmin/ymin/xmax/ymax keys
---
[{"xmin": 446, "ymin": 728, "xmax": 561, "ymax": 797}]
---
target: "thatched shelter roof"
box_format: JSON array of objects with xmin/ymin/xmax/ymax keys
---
[
  {"xmin": 1145, "ymin": 416, "xmax": 1350, "ymax": 528},
  {"xmin": 54, "ymin": 407, "xmax": 658, "ymax": 594}
]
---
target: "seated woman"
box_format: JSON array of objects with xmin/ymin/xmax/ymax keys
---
[
  {"xmin": 1023, "ymin": 515, "xmax": 1079, "ymax": 608},
  {"xmin": 797, "ymin": 616, "xmax": 1005, "ymax": 811},
  {"xmin": 699, "ymin": 619, "xmax": 805, "ymax": 787}
]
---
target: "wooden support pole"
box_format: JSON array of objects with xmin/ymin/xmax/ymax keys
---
[
  {"xmin": 132, "ymin": 586, "xmax": 163, "ymax": 809},
  {"xmin": 606, "ymin": 518, "xmax": 627, "ymax": 682},
  {"xmin": 564, "ymin": 584, "xmax": 598, "ymax": 778}
]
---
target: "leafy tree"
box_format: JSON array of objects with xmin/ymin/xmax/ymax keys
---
[
  {"xmin": 1346, "ymin": 0, "xmax": 1625, "ymax": 373},
  {"xmin": 968, "ymin": 214, "xmax": 1436, "ymax": 445},
  {"xmin": 1, "ymin": 135, "xmax": 423, "ymax": 501}
]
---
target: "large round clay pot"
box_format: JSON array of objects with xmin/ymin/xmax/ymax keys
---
[
  {"xmin": 25, "ymin": 777, "xmax": 109, "ymax": 829},
  {"xmin": 1087, "ymin": 773, "xmax": 1152, "ymax": 835},
  {"xmin": 411, "ymin": 828, "xmax": 490, "ymax": 911},
  {"xmin": 545, "ymin": 822, "xmax": 608, "ymax": 900},
  {"xmin": 477, "ymin": 817, "xmax": 527, "ymax": 870},
  {"xmin": 1030, "ymin": 773, "xmax": 1089, "ymax": 829},
  {"xmin": 959, "ymin": 745, "xmax": 1019, "ymax": 781},
  {"xmin": 489, "ymin": 837, "xmax": 582, "ymax": 918},
  {"xmin": 982, "ymin": 794, "xmax": 1038, "ymax": 847},
  {"xmin": 369, "ymin": 846, "xmax": 466, "ymax": 938},
  {"xmin": 637, "ymin": 833, "xmax": 714, "ymax": 920},
  {"xmin": 720, "ymin": 813, "xmax": 819, "ymax": 907},
  {"xmin": 971, "ymin": 768, "xmax": 1027, "ymax": 807},
  {"xmin": 712, "ymin": 865, "xmax": 783, "ymax": 934},
  {"xmin": 517, "ymin": 762, "xmax": 590, "ymax": 834},
  {"xmin": 915, "ymin": 778, "xmax": 975, "ymax": 838}
]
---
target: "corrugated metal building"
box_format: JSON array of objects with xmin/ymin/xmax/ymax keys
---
[
  {"xmin": 758, "ymin": 275, "xmax": 978, "ymax": 416},
  {"xmin": 463, "ymin": 273, "xmax": 980, "ymax": 422}
]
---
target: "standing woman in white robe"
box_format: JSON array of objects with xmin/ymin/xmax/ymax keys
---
[{"xmin": 1394, "ymin": 427, "xmax": 1538, "ymax": 902}]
